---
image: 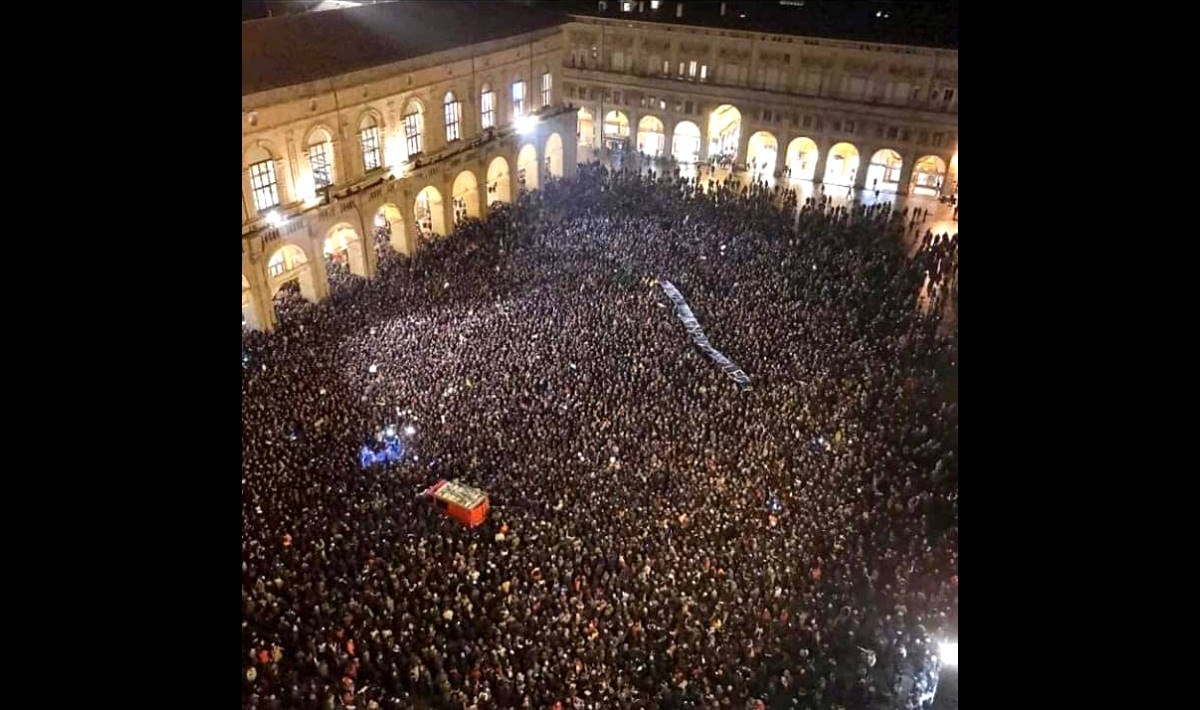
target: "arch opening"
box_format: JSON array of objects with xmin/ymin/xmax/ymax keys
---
[
  {"xmin": 911, "ymin": 155, "xmax": 948, "ymax": 196},
  {"xmin": 544, "ymin": 133, "xmax": 564, "ymax": 179},
  {"xmin": 375, "ymin": 202, "xmax": 406, "ymax": 255},
  {"xmin": 671, "ymin": 120, "xmax": 702, "ymax": 164},
  {"xmin": 487, "ymin": 156, "xmax": 512, "ymax": 205},
  {"xmin": 785, "ymin": 137, "xmax": 819, "ymax": 181},
  {"xmin": 746, "ymin": 131, "xmax": 779, "ymax": 179},
  {"xmin": 517, "ymin": 143, "xmax": 539, "ymax": 191},
  {"xmin": 414, "ymin": 185, "xmax": 447, "ymax": 237},
  {"xmin": 451, "ymin": 170, "xmax": 481, "ymax": 225},
  {"xmin": 324, "ymin": 224, "xmax": 367, "ymax": 278},
  {"xmin": 577, "ymin": 107, "xmax": 595, "ymax": 150},
  {"xmin": 636, "ymin": 115, "xmax": 666, "ymax": 158},
  {"xmin": 707, "ymin": 104, "xmax": 742, "ymax": 161},
  {"xmin": 823, "ymin": 142, "xmax": 860, "ymax": 187},
  {"xmin": 267, "ymin": 244, "xmax": 318, "ymax": 306},
  {"xmin": 866, "ymin": 149, "xmax": 904, "ymax": 193},
  {"xmin": 602, "ymin": 110, "xmax": 629, "ymax": 151}
]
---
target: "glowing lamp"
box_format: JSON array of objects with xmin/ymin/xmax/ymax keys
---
[
  {"xmin": 937, "ymin": 640, "xmax": 958, "ymax": 667},
  {"xmin": 517, "ymin": 115, "xmax": 538, "ymax": 135},
  {"xmin": 265, "ymin": 211, "xmax": 283, "ymax": 227},
  {"xmin": 405, "ymin": 425, "xmax": 416, "ymax": 436}
]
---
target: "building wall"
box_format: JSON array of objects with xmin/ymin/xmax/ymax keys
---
[
  {"xmin": 242, "ymin": 14, "xmax": 955, "ymax": 331},
  {"xmin": 561, "ymin": 16, "xmax": 957, "ymax": 175}
]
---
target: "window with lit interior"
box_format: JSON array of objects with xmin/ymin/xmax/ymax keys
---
[
  {"xmin": 404, "ymin": 109, "xmax": 423, "ymax": 157},
  {"xmin": 249, "ymin": 159, "xmax": 279, "ymax": 212},
  {"xmin": 512, "ymin": 80, "xmax": 526, "ymax": 118},
  {"xmin": 540, "ymin": 72, "xmax": 552, "ymax": 107},
  {"xmin": 444, "ymin": 92, "xmax": 462, "ymax": 142},
  {"xmin": 481, "ymin": 84, "xmax": 495, "ymax": 129},
  {"xmin": 308, "ymin": 141, "xmax": 332, "ymax": 189},
  {"xmin": 359, "ymin": 118, "xmax": 381, "ymax": 171}
]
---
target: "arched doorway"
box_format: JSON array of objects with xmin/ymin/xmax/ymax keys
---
[
  {"xmin": 707, "ymin": 105, "xmax": 742, "ymax": 161},
  {"xmin": 375, "ymin": 203, "xmax": 406, "ymax": 254},
  {"xmin": 602, "ymin": 110, "xmax": 629, "ymax": 151},
  {"xmin": 910, "ymin": 155, "xmax": 947, "ymax": 196},
  {"xmin": 746, "ymin": 131, "xmax": 779, "ymax": 179},
  {"xmin": 267, "ymin": 244, "xmax": 318, "ymax": 305},
  {"xmin": 866, "ymin": 149, "xmax": 904, "ymax": 193},
  {"xmin": 636, "ymin": 115, "xmax": 666, "ymax": 157},
  {"xmin": 671, "ymin": 120, "xmax": 702, "ymax": 164},
  {"xmin": 414, "ymin": 185, "xmax": 447, "ymax": 237},
  {"xmin": 785, "ymin": 137, "xmax": 819, "ymax": 181},
  {"xmin": 451, "ymin": 170, "xmax": 481, "ymax": 225},
  {"xmin": 487, "ymin": 156, "xmax": 512, "ymax": 205},
  {"xmin": 577, "ymin": 107, "xmax": 595, "ymax": 150},
  {"xmin": 823, "ymin": 142, "xmax": 860, "ymax": 187},
  {"xmin": 324, "ymin": 224, "xmax": 367, "ymax": 277},
  {"xmin": 517, "ymin": 143, "xmax": 539, "ymax": 191},
  {"xmin": 544, "ymin": 133, "xmax": 564, "ymax": 179}
]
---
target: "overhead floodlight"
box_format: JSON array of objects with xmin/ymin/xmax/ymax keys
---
[
  {"xmin": 937, "ymin": 640, "xmax": 958, "ymax": 667},
  {"xmin": 517, "ymin": 115, "xmax": 538, "ymax": 135},
  {"xmin": 265, "ymin": 211, "xmax": 283, "ymax": 227},
  {"xmin": 405, "ymin": 425, "xmax": 416, "ymax": 436}
]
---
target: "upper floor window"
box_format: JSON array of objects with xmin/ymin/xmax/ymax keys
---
[
  {"xmin": 444, "ymin": 92, "xmax": 462, "ymax": 142},
  {"xmin": 512, "ymin": 80, "xmax": 527, "ymax": 118},
  {"xmin": 943, "ymin": 88, "xmax": 955, "ymax": 102},
  {"xmin": 481, "ymin": 85, "xmax": 495, "ymax": 129},
  {"xmin": 308, "ymin": 140, "xmax": 332, "ymax": 189},
  {"xmin": 359, "ymin": 117, "xmax": 381, "ymax": 171},
  {"xmin": 541, "ymin": 72, "xmax": 552, "ymax": 107},
  {"xmin": 700, "ymin": 64, "xmax": 708, "ymax": 81},
  {"xmin": 249, "ymin": 159, "xmax": 279, "ymax": 212},
  {"xmin": 403, "ymin": 102, "xmax": 423, "ymax": 157},
  {"xmin": 932, "ymin": 132, "xmax": 944, "ymax": 147},
  {"xmin": 650, "ymin": 0, "xmax": 659, "ymax": 8}
]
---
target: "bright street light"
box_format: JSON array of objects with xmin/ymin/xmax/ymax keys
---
[
  {"xmin": 937, "ymin": 640, "xmax": 958, "ymax": 667},
  {"xmin": 516, "ymin": 115, "xmax": 538, "ymax": 135}
]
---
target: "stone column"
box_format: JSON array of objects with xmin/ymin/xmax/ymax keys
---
[
  {"xmin": 854, "ymin": 150, "xmax": 872, "ymax": 192},
  {"xmin": 897, "ymin": 158, "xmax": 916, "ymax": 196},
  {"xmin": 243, "ymin": 258, "xmax": 276, "ymax": 332},
  {"xmin": 813, "ymin": 144, "xmax": 830, "ymax": 184}
]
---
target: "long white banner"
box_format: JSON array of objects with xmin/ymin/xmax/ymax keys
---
[{"xmin": 659, "ymin": 280, "xmax": 752, "ymax": 390}]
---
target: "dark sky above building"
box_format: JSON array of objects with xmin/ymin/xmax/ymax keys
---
[
  {"xmin": 242, "ymin": 1, "xmax": 566, "ymax": 95},
  {"xmin": 243, "ymin": 0, "xmax": 956, "ymax": 94},
  {"xmin": 551, "ymin": 0, "xmax": 958, "ymax": 50}
]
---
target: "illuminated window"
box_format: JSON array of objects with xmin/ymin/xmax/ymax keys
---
[
  {"xmin": 622, "ymin": 0, "xmax": 632, "ymax": 11},
  {"xmin": 689, "ymin": 60, "xmax": 697, "ymax": 78},
  {"xmin": 249, "ymin": 159, "xmax": 279, "ymax": 212},
  {"xmin": 360, "ymin": 119, "xmax": 381, "ymax": 171},
  {"xmin": 678, "ymin": 61, "xmax": 685, "ymax": 77},
  {"xmin": 700, "ymin": 64, "xmax": 708, "ymax": 81},
  {"xmin": 650, "ymin": 0, "xmax": 659, "ymax": 7},
  {"xmin": 662, "ymin": 59, "xmax": 669, "ymax": 74},
  {"xmin": 540, "ymin": 72, "xmax": 552, "ymax": 107},
  {"xmin": 481, "ymin": 85, "xmax": 495, "ymax": 129},
  {"xmin": 308, "ymin": 142, "xmax": 332, "ymax": 189},
  {"xmin": 404, "ymin": 111, "xmax": 422, "ymax": 156},
  {"xmin": 512, "ymin": 80, "xmax": 526, "ymax": 117},
  {"xmin": 444, "ymin": 92, "xmax": 461, "ymax": 142}
]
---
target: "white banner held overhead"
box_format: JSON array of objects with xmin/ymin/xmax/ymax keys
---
[{"xmin": 658, "ymin": 280, "xmax": 752, "ymax": 390}]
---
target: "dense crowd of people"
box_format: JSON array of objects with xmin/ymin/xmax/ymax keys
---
[{"xmin": 242, "ymin": 162, "xmax": 959, "ymax": 710}]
